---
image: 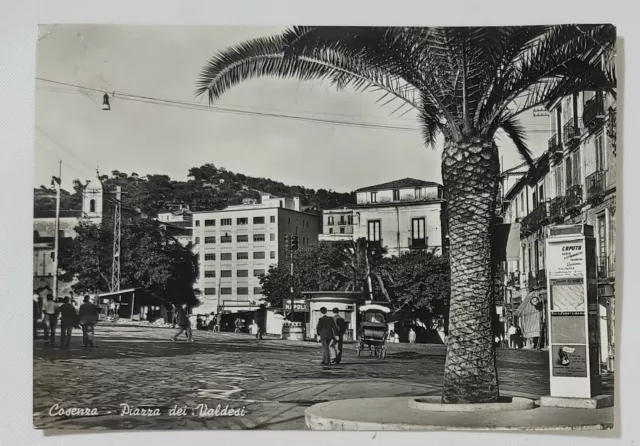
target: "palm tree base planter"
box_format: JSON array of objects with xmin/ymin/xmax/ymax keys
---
[{"xmin": 304, "ymin": 395, "xmax": 614, "ymax": 431}]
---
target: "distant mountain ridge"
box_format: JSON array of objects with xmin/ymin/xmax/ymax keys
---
[{"xmin": 34, "ymin": 163, "xmax": 356, "ymax": 217}]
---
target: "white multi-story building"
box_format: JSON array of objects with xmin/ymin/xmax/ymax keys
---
[
  {"xmin": 319, "ymin": 207, "xmax": 354, "ymax": 242},
  {"xmin": 192, "ymin": 194, "xmax": 321, "ymax": 313},
  {"xmin": 351, "ymin": 178, "xmax": 447, "ymax": 257}
]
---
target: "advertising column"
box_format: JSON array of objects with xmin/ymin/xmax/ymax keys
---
[{"xmin": 546, "ymin": 224, "xmax": 601, "ymax": 399}]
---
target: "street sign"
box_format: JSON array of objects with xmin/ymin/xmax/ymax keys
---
[{"xmin": 546, "ymin": 224, "xmax": 601, "ymax": 398}]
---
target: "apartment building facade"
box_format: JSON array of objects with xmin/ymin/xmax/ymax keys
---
[
  {"xmin": 351, "ymin": 178, "xmax": 447, "ymax": 257},
  {"xmin": 192, "ymin": 194, "xmax": 321, "ymax": 314},
  {"xmin": 501, "ymin": 79, "xmax": 616, "ymax": 369},
  {"xmin": 319, "ymin": 207, "xmax": 354, "ymax": 242}
]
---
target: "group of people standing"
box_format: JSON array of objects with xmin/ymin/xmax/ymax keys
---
[
  {"xmin": 33, "ymin": 294, "xmax": 100, "ymax": 348},
  {"xmin": 316, "ymin": 307, "xmax": 347, "ymax": 366}
]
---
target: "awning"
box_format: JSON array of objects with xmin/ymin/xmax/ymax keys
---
[
  {"xmin": 506, "ymin": 223, "xmax": 522, "ymax": 261},
  {"xmin": 514, "ymin": 290, "xmax": 546, "ymax": 317}
]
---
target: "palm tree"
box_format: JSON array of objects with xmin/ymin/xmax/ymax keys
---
[
  {"xmin": 195, "ymin": 25, "xmax": 616, "ymax": 403},
  {"xmin": 341, "ymin": 237, "xmax": 392, "ymax": 303}
]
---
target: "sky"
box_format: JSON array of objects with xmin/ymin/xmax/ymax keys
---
[{"xmin": 35, "ymin": 25, "xmax": 552, "ymax": 193}]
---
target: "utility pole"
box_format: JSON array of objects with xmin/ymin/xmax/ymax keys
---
[
  {"xmin": 111, "ymin": 186, "xmax": 122, "ymax": 293},
  {"xmin": 52, "ymin": 160, "xmax": 62, "ymax": 300}
]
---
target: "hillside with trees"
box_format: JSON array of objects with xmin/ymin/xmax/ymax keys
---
[{"xmin": 34, "ymin": 163, "xmax": 356, "ymax": 216}]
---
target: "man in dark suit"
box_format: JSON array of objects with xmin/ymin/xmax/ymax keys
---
[
  {"xmin": 332, "ymin": 308, "xmax": 346, "ymax": 364},
  {"xmin": 316, "ymin": 307, "xmax": 338, "ymax": 366}
]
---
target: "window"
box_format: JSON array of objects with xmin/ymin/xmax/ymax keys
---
[
  {"xmin": 288, "ymin": 218, "xmax": 291, "ymax": 225},
  {"xmin": 329, "ymin": 228, "xmax": 334, "ymax": 234},
  {"xmin": 204, "ymin": 254, "xmax": 216, "ymax": 261},
  {"xmin": 270, "ymin": 216, "xmax": 276, "ymax": 223},
  {"xmin": 221, "ymin": 218, "xmax": 232, "ymax": 226},
  {"xmin": 340, "ymin": 227, "xmax": 345, "ymax": 234},
  {"xmin": 393, "ymin": 190, "xmax": 400, "ymax": 201},
  {"xmin": 204, "ymin": 288, "xmax": 216, "ymax": 296},
  {"xmin": 347, "ymin": 215, "xmax": 353, "ymax": 225},
  {"xmin": 89, "ymin": 199, "xmax": 96, "ymax": 213},
  {"xmin": 565, "ymin": 157, "xmax": 573, "ymax": 188},
  {"xmin": 555, "ymin": 165, "xmax": 564, "ymax": 196},
  {"xmin": 220, "ymin": 287, "xmax": 232, "ymax": 295},
  {"xmin": 194, "ymin": 237, "xmax": 200, "ymax": 245},
  {"xmin": 221, "ymin": 253, "xmax": 232, "ymax": 261},
  {"xmin": 254, "ymin": 252, "xmax": 266, "ymax": 259},
  {"xmin": 237, "ymin": 234, "xmax": 248, "ymax": 243},
  {"xmin": 595, "ymin": 133, "xmax": 605, "ymax": 171},
  {"xmin": 371, "ymin": 192, "xmax": 377, "ymax": 203},
  {"xmin": 253, "ymin": 234, "xmax": 265, "ymax": 242},
  {"xmin": 270, "ymin": 233, "xmax": 276, "ymax": 241},
  {"xmin": 237, "ymin": 269, "xmax": 249, "ymax": 277},
  {"xmin": 237, "ymin": 217, "xmax": 248, "ymax": 225},
  {"xmin": 205, "ymin": 219, "xmax": 215, "ymax": 227},
  {"xmin": 514, "ymin": 197, "xmax": 519, "ymax": 218},
  {"xmin": 367, "ymin": 220, "xmax": 381, "ymax": 242},
  {"xmin": 237, "ymin": 287, "xmax": 249, "ymax": 296},
  {"xmin": 195, "ymin": 220, "xmax": 200, "ymax": 227},
  {"xmin": 205, "ymin": 236, "xmax": 216, "ymax": 244},
  {"xmin": 328, "ymin": 216, "xmax": 334, "ymax": 225},
  {"xmin": 415, "ymin": 188, "xmax": 422, "ymax": 199},
  {"xmin": 539, "ymin": 184, "xmax": 545, "ymax": 203},
  {"xmin": 412, "ymin": 218, "xmax": 426, "ymax": 245},
  {"xmin": 339, "ymin": 216, "xmax": 346, "ymax": 225},
  {"xmin": 253, "ymin": 216, "xmax": 265, "ymax": 224},
  {"xmin": 221, "ymin": 270, "xmax": 232, "ymax": 278},
  {"xmin": 253, "ymin": 287, "xmax": 263, "ymax": 295},
  {"xmin": 204, "ymin": 270, "xmax": 216, "ymax": 278},
  {"xmin": 572, "ymin": 150, "xmax": 581, "ymax": 185},
  {"xmin": 221, "ymin": 235, "xmax": 232, "ymax": 243},
  {"xmin": 237, "ymin": 252, "xmax": 249, "ymax": 260},
  {"xmin": 270, "ymin": 251, "xmax": 276, "ymax": 259},
  {"xmin": 253, "ymin": 269, "xmax": 265, "ymax": 277}
]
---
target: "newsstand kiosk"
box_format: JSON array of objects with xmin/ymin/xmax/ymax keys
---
[{"xmin": 540, "ymin": 224, "xmax": 613, "ymax": 409}]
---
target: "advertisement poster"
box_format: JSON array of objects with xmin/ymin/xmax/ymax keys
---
[
  {"xmin": 550, "ymin": 279, "xmax": 584, "ymax": 311},
  {"xmin": 547, "ymin": 240, "xmax": 584, "ymax": 279},
  {"xmin": 552, "ymin": 344, "xmax": 588, "ymax": 377}
]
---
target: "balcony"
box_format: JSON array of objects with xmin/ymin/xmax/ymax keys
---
[
  {"xmin": 586, "ymin": 170, "xmax": 607, "ymax": 203},
  {"xmin": 548, "ymin": 133, "xmax": 562, "ymax": 156},
  {"xmin": 410, "ymin": 238, "xmax": 427, "ymax": 249},
  {"xmin": 507, "ymin": 272, "xmax": 520, "ymax": 289},
  {"xmin": 583, "ymin": 93, "xmax": 605, "ymax": 129},
  {"xmin": 520, "ymin": 202, "xmax": 548, "ymax": 236},
  {"xmin": 549, "ymin": 196, "xmax": 566, "ymax": 221},
  {"xmin": 563, "ymin": 118, "xmax": 581, "ymax": 147},
  {"xmin": 565, "ymin": 184, "xmax": 583, "ymax": 211}
]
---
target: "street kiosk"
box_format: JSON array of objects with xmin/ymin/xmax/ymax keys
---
[{"xmin": 543, "ymin": 224, "xmax": 611, "ymax": 407}]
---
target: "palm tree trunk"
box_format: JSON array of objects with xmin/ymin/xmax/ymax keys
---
[{"xmin": 441, "ymin": 138, "xmax": 500, "ymax": 404}]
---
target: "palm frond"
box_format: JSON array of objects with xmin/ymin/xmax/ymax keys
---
[
  {"xmin": 496, "ymin": 116, "xmax": 534, "ymax": 167},
  {"xmin": 195, "ymin": 34, "xmax": 420, "ymax": 111}
]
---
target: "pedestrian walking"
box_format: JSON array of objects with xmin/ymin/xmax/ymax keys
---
[
  {"xmin": 59, "ymin": 297, "xmax": 78, "ymax": 349},
  {"xmin": 255, "ymin": 304, "xmax": 267, "ymax": 340},
  {"xmin": 78, "ymin": 295, "xmax": 99, "ymax": 348},
  {"xmin": 408, "ymin": 327, "xmax": 417, "ymax": 344},
  {"xmin": 516, "ymin": 326, "xmax": 524, "ymax": 349},
  {"xmin": 508, "ymin": 323, "xmax": 517, "ymax": 348},
  {"xmin": 43, "ymin": 294, "xmax": 59, "ymax": 347},
  {"xmin": 172, "ymin": 303, "xmax": 193, "ymax": 342},
  {"xmin": 332, "ymin": 308, "xmax": 346, "ymax": 364},
  {"xmin": 33, "ymin": 294, "xmax": 42, "ymax": 339},
  {"xmin": 316, "ymin": 307, "xmax": 338, "ymax": 366}
]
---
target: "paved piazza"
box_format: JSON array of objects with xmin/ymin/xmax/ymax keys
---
[{"xmin": 33, "ymin": 325, "xmax": 613, "ymax": 430}]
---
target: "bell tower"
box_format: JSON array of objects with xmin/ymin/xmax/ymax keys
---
[{"xmin": 82, "ymin": 174, "xmax": 104, "ymax": 222}]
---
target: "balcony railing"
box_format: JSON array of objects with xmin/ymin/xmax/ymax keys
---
[
  {"xmin": 586, "ymin": 170, "xmax": 607, "ymax": 202},
  {"xmin": 549, "ymin": 196, "xmax": 566, "ymax": 220},
  {"xmin": 565, "ymin": 184, "xmax": 583, "ymax": 211},
  {"xmin": 507, "ymin": 272, "xmax": 520, "ymax": 289},
  {"xmin": 520, "ymin": 202, "xmax": 549, "ymax": 235},
  {"xmin": 410, "ymin": 238, "xmax": 427, "ymax": 249},
  {"xmin": 548, "ymin": 133, "xmax": 562, "ymax": 155},
  {"xmin": 527, "ymin": 269, "xmax": 547, "ymax": 290},
  {"xmin": 583, "ymin": 93, "xmax": 605, "ymax": 129},
  {"xmin": 563, "ymin": 117, "xmax": 581, "ymax": 146}
]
